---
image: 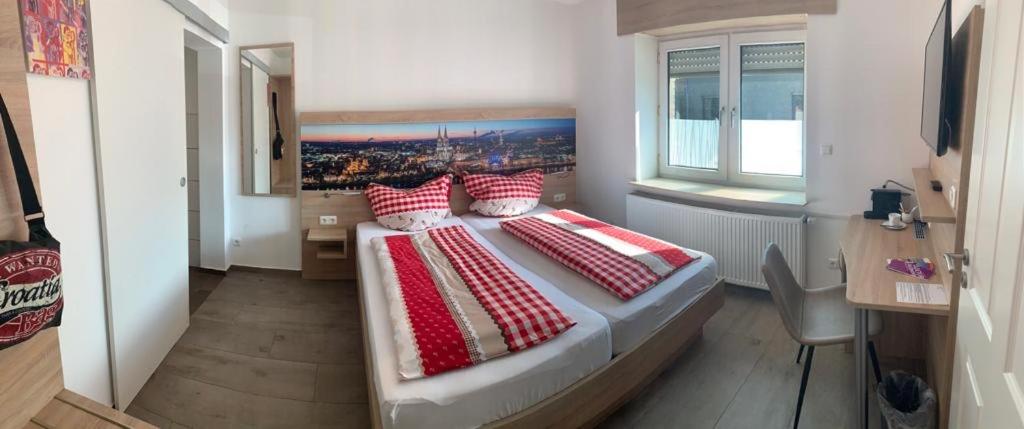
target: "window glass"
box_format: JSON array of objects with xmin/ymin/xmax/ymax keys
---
[
  {"xmin": 738, "ymin": 42, "xmax": 805, "ymax": 176},
  {"xmin": 667, "ymin": 47, "xmax": 721, "ymax": 170}
]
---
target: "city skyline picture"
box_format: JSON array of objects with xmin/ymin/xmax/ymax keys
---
[{"xmin": 301, "ymin": 117, "xmax": 576, "ymax": 190}]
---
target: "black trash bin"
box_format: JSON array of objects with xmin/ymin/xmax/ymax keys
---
[{"xmin": 876, "ymin": 371, "xmax": 937, "ymax": 429}]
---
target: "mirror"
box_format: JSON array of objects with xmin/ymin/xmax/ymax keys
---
[{"xmin": 240, "ymin": 43, "xmax": 295, "ymax": 196}]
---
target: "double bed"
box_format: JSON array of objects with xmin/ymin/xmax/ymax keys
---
[
  {"xmin": 356, "ymin": 217, "xmax": 613, "ymax": 429},
  {"xmin": 356, "ymin": 210, "xmax": 724, "ymax": 428}
]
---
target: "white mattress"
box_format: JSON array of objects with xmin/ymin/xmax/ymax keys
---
[
  {"xmin": 461, "ymin": 206, "xmax": 718, "ymax": 355},
  {"xmin": 356, "ymin": 217, "xmax": 613, "ymax": 429}
]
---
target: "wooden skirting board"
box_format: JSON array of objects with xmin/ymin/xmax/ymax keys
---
[{"xmin": 358, "ymin": 276, "xmax": 726, "ymax": 428}]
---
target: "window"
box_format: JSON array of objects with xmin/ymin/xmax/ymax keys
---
[{"xmin": 659, "ymin": 30, "xmax": 806, "ymax": 190}]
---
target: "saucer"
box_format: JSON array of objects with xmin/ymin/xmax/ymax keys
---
[{"xmin": 881, "ymin": 221, "xmax": 908, "ymax": 231}]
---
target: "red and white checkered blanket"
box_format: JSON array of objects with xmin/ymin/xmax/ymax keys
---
[
  {"xmin": 371, "ymin": 225, "xmax": 575, "ymax": 379},
  {"xmin": 501, "ymin": 210, "xmax": 700, "ymax": 300}
]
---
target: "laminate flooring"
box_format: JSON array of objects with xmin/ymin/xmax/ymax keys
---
[{"xmin": 127, "ymin": 272, "xmax": 885, "ymax": 429}]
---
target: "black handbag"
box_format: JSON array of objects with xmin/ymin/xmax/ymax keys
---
[
  {"xmin": 272, "ymin": 91, "xmax": 284, "ymax": 161},
  {"xmin": 0, "ymin": 93, "xmax": 62, "ymax": 350}
]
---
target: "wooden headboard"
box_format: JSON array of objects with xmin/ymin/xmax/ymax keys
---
[
  {"xmin": 298, "ymin": 107, "xmax": 578, "ymax": 280},
  {"xmin": 0, "ymin": 1, "xmax": 65, "ymax": 427}
]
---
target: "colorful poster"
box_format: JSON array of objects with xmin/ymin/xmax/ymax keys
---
[
  {"xmin": 301, "ymin": 118, "xmax": 576, "ymax": 190},
  {"xmin": 20, "ymin": 0, "xmax": 92, "ymax": 80}
]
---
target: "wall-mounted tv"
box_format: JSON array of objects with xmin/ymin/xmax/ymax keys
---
[{"xmin": 920, "ymin": 0, "xmax": 953, "ymax": 157}]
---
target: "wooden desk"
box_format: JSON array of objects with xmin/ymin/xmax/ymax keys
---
[
  {"xmin": 840, "ymin": 215, "xmax": 951, "ymax": 429},
  {"xmin": 841, "ymin": 216, "xmax": 951, "ymax": 316}
]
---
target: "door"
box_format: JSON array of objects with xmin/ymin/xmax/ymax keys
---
[
  {"xmin": 90, "ymin": 0, "xmax": 190, "ymax": 408},
  {"xmin": 950, "ymin": 1, "xmax": 1024, "ymax": 427}
]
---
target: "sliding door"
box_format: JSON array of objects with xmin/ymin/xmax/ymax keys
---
[{"xmin": 90, "ymin": 0, "xmax": 189, "ymax": 408}]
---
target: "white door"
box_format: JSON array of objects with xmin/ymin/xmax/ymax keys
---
[
  {"xmin": 90, "ymin": 0, "xmax": 190, "ymax": 408},
  {"xmin": 950, "ymin": 1, "xmax": 1024, "ymax": 427}
]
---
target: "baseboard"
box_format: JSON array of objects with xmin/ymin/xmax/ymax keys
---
[
  {"xmin": 189, "ymin": 266, "xmax": 227, "ymax": 276},
  {"xmin": 227, "ymin": 265, "xmax": 302, "ymax": 277}
]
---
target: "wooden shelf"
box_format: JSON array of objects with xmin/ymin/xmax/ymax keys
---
[
  {"xmin": 308, "ymin": 228, "xmax": 347, "ymax": 242},
  {"xmin": 317, "ymin": 248, "xmax": 347, "ymax": 260},
  {"xmin": 913, "ymin": 168, "xmax": 957, "ymax": 224},
  {"xmin": 308, "ymin": 228, "xmax": 348, "ymax": 260}
]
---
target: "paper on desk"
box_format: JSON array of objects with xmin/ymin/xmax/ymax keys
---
[{"xmin": 896, "ymin": 282, "xmax": 949, "ymax": 305}]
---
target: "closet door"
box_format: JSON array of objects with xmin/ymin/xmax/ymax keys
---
[{"xmin": 90, "ymin": 0, "xmax": 189, "ymax": 409}]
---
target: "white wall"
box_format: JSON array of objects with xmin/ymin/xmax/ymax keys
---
[
  {"xmin": 186, "ymin": 0, "xmax": 229, "ymax": 30},
  {"xmin": 577, "ymin": 0, "xmax": 946, "ymax": 287},
  {"xmin": 26, "ymin": 76, "xmax": 113, "ymax": 406},
  {"xmin": 574, "ymin": 0, "xmax": 638, "ymax": 226},
  {"xmin": 225, "ymin": 0, "xmax": 580, "ymax": 270}
]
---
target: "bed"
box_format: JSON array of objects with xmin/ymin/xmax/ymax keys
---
[
  {"xmin": 460, "ymin": 205, "xmax": 719, "ymax": 355},
  {"xmin": 356, "ymin": 217, "xmax": 613, "ymax": 429}
]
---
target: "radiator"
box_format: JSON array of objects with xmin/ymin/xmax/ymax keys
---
[{"xmin": 626, "ymin": 194, "xmax": 806, "ymax": 290}]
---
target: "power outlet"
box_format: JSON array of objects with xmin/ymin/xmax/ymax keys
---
[
  {"xmin": 553, "ymin": 193, "xmax": 567, "ymax": 203},
  {"xmin": 320, "ymin": 215, "xmax": 338, "ymax": 226},
  {"xmin": 827, "ymin": 257, "xmax": 840, "ymax": 270}
]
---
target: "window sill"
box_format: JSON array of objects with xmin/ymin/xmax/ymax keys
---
[{"xmin": 630, "ymin": 178, "xmax": 807, "ymax": 211}]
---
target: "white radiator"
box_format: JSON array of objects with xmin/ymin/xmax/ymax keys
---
[{"xmin": 626, "ymin": 194, "xmax": 806, "ymax": 290}]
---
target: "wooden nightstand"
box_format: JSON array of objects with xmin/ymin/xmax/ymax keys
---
[{"xmin": 307, "ymin": 228, "xmax": 348, "ymax": 260}]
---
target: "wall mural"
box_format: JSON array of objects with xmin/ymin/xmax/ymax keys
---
[
  {"xmin": 19, "ymin": 0, "xmax": 92, "ymax": 80},
  {"xmin": 301, "ymin": 117, "xmax": 576, "ymax": 190}
]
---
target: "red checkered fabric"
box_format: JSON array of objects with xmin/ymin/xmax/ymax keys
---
[
  {"xmin": 429, "ymin": 225, "xmax": 575, "ymax": 351},
  {"xmin": 501, "ymin": 210, "xmax": 698, "ymax": 300},
  {"xmin": 463, "ymin": 169, "xmax": 544, "ymax": 200},
  {"xmin": 375, "ymin": 224, "xmax": 576, "ymax": 378},
  {"xmin": 366, "ymin": 175, "xmax": 452, "ymax": 217}
]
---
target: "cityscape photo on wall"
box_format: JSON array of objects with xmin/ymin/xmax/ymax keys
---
[{"xmin": 301, "ymin": 117, "xmax": 576, "ymax": 190}]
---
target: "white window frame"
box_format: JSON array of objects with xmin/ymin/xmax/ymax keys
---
[{"xmin": 658, "ymin": 29, "xmax": 807, "ymax": 191}]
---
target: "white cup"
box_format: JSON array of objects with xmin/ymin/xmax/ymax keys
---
[
  {"xmin": 901, "ymin": 212, "xmax": 914, "ymax": 224},
  {"xmin": 888, "ymin": 213, "xmax": 902, "ymax": 225}
]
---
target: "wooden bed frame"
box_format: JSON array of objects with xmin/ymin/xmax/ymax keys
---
[{"xmin": 357, "ymin": 274, "xmax": 725, "ymax": 428}]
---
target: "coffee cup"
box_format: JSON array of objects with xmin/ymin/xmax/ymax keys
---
[{"xmin": 888, "ymin": 213, "xmax": 903, "ymax": 225}]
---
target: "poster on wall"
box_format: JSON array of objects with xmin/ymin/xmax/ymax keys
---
[
  {"xmin": 19, "ymin": 0, "xmax": 92, "ymax": 80},
  {"xmin": 301, "ymin": 117, "xmax": 576, "ymax": 190}
]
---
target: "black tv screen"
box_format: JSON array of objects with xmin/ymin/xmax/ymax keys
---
[{"xmin": 921, "ymin": 0, "xmax": 952, "ymax": 156}]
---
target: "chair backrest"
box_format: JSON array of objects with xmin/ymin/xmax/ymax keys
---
[{"xmin": 761, "ymin": 243, "xmax": 805, "ymax": 342}]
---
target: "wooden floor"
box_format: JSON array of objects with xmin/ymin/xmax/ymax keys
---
[
  {"xmin": 126, "ymin": 272, "xmax": 881, "ymax": 429},
  {"xmin": 187, "ymin": 269, "xmax": 224, "ymax": 315},
  {"xmin": 125, "ymin": 270, "xmax": 369, "ymax": 428}
]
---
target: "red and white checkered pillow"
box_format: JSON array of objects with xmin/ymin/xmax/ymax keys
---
[
  {"xmin": 463, "ymin": 169, "xmax": 544, "ymax": 217},
  {"xmin": 365, "ymin": 175, "xmax": 452, "ymax": 231}
]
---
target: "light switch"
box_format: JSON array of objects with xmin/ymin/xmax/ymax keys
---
[{"xmin": 820, "ymin": 145, "xmax": 833, "ymax": 156}]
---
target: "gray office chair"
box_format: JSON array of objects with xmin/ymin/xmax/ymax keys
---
[{"xmin": 761, "ymin": 243, "xmax": 883, "ymax": 429}]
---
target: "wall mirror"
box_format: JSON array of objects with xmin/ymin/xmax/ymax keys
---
[{"xmin": 240, "ymin": 43, "xmax": 296, "ymax": 196}]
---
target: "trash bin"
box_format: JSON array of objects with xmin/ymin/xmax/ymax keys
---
[{"xmin": 876, "ymin": 371, "xmax": 937, "ymax": 429}]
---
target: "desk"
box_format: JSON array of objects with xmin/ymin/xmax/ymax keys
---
[{"xmin": 839, "ymin": 216, "xmax": 951, "ymax": 429}]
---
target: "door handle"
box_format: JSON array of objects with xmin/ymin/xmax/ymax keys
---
[
  {"xmin": 942, "ymin": 249, "xmax": 970, "ymax": 273},
  {"xmin": 180, "ymin": 177, "xmax": 187, "ymax": 188},
  {"xmin": 730, "ymin": 107, "xmax": 738, "ymax": 128},
  {"xmin": 718, "ymin": 106, "xmax": 726, "ymax": 127}
]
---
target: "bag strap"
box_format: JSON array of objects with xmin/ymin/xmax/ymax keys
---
[
  {"xmin": 272, "ymin": 92, "xmax": 281, "ymax": 134},
  {"xmin": 0, "ymin": 93, "xmax": 45, "ymax": 229}
]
